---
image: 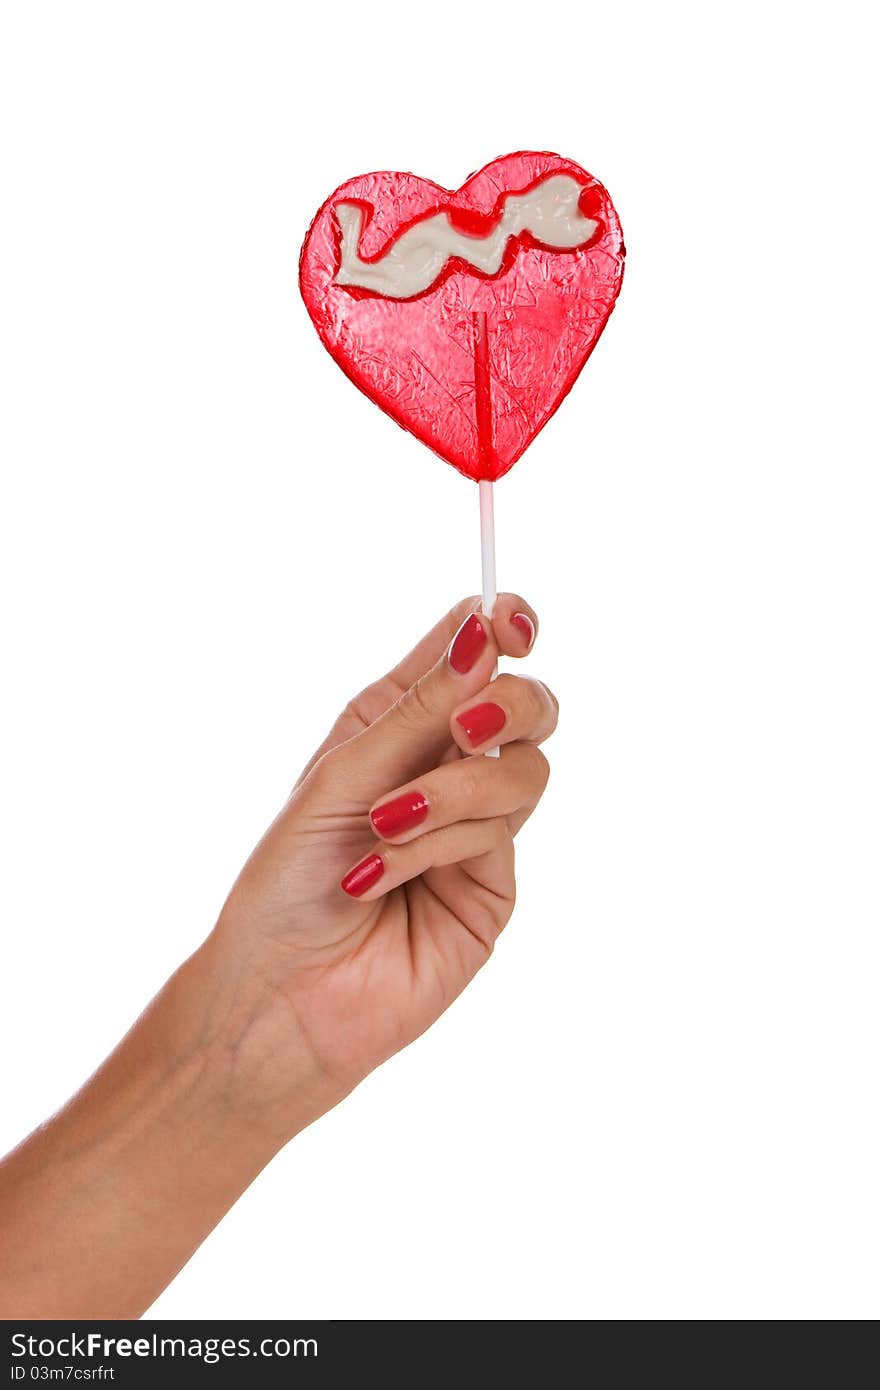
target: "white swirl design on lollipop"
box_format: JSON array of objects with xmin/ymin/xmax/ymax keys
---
[{"xmin": 333, "ymin": 173, "xmax": 597, "ymax": 300}]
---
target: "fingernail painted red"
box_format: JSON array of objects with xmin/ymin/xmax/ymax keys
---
[
  {"xmin": 449, "ymin": 613, "xmax": 487, "ymax": 673},
  {"xmin": 511, "ymin": 612, "xmax": 535, "ymax": 649},
  {"xmin": 341, "ymin": 853, "xmax": 384, "ymax": 897},
  {"xmin": 370, "ymin": 790, "xmax": 429, "ymax": 838},
  {"xmin": 455, "ymin": 701, "xmax": 507, "ymax": 747}
]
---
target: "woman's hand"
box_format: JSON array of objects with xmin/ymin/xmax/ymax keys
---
[
  {"xmin": 0, "ymin": 594, "xmax": 556, "ymax": 1318},
  {"xmin": 214, "ymin": 593, "xmax": 556, "ymax": 1120}
]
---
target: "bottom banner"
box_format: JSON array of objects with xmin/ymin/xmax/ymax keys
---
[{"xmin": 2, "ymin": 1320, "xmax": 575, "ymax": 1385}]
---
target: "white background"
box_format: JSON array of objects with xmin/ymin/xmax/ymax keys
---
[{"xmin": 0, "ymin": 1, "xmax": 877, "ymax": 1321}]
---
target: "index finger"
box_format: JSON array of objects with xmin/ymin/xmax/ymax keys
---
[
  {"xmin": 391, "ymin": 592, "xmax": 537, "ymax": 683},
  {"xmin": 297, "ymin": 594, "xmax": 538, "ymax": 785}
]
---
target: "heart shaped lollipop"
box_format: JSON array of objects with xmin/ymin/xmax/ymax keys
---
[
  {"xmin": 299, "ymin": 151, "xmax": 624, "ymax": 712},
  {"xmin": 299, "ymin": 151, "xmax": 624, "ymax": 484}
]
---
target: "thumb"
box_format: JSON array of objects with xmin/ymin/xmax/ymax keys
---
[{"xmin": 336, "ymin": 611, "xmax": 498, "ymax": 797}]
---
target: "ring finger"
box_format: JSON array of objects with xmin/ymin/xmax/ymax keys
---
[{"xmin": 368, "ymin": 741, "xmax": 550, "ymax": 845}]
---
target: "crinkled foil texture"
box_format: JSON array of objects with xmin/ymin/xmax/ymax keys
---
[{"xmin": 299, "ymin": 151, "xmax": 625, "ymax": 483}]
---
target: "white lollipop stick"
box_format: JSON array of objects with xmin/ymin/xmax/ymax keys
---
[
  {"xmin": 478, "ymin": 478, "xmax": 500, "ymax": 756},
  {"xmin": 474, "ymin": 310, "xmax": 501, "ymax": 758},
  {"xmin": 479, "ymin": 478, "xmax": 497, "ymax": 620}
]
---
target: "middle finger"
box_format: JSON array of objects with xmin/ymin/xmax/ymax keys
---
[{"xmin": 449, "ymin": 673, "xmax": 559, "ymax": 756}]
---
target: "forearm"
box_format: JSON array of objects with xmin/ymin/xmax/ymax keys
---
[{"xmin": 0, "ymin": 932, "xmax": 334, "ymax": 1319}]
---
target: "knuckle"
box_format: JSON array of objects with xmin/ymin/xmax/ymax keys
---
[
  {"xmin": 496, "ymin": 673, "xmax": 548, "ymax": 730},
  {"xmin": 342, "ymin": 687, "xmax": 375, "ymax": 732},
  {"xmin": 450, "ymin": 758, "xmax": 482, "ymax": 806},
  {"xmin": 395, "ymin": 676, "xmax": 437, "ymax": 729},
  {"xmin": 431, "ymin": 822, "xmax": 458, "ymax": 861},
  {"xmin": 524, "ymin": 743, "xmax": 551, "ymax": 790},
  {"xmin": 536, "ymin": 679, "xmax": 560, "ymax": 733},
  {"xmin": 489, "ymin": 816, "xmax": 511, "ymax": 848},
  {"xmin": 509, "ymin": 675, "xmax": 549, "ymax": 727}
]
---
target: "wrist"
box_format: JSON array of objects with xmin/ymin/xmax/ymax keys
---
[{"xmin": 187, "ymin": 926, "xmax": 348, "ymax": 1147}]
